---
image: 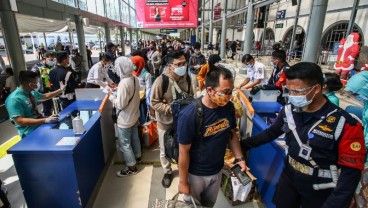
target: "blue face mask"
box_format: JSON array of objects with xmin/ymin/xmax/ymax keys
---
[
  {"xmin": 133, "ymin": 65, "xmax": 137, "ymax": 71},
  {"xmin": 174, "ymin": 66, "xmax": 186, "ymax": 76},
  {"xmin": 288, "ymin": 95, "xmax": 313, "ymax": 108}
]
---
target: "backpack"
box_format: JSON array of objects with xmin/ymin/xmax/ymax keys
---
[
  {"xmin": 161, "ymin": 74, "xmax": 191, "ymax": 98},
  {"xmin": 164, "ymin": 97, "xmax": 203, "ymax": 164}
]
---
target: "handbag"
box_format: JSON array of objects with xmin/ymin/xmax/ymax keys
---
[
  {"xmin": 152, "ymin": 192, "xmax": 206, "ymax": 208},
  {"xmin": 142, "ymin": 112, "xmax": 158, "ymax": 147}
]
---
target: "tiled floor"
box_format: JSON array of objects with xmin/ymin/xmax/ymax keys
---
[{"xmin": 91, "ymin": 142, "xmax": 264, "ymax": 208}]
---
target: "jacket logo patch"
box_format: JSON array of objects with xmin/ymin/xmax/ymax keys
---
[
  {"xmin": 326, "ymin": 116, "xmax": 336, "ymax": 123},
  {"xmin": 204, "ymin": 119, "xmax": 230, "ymax": 137},
  {"xmin": 350, "ymin": 142, "xmax": 362, "ymax": 151},
  {"xmin": 312, "ymin": 129, "xmax": 334, "ymax": 139},
  {"xmin": 318, "ymin": 125, "xmax": 333, "ymax": 132}
]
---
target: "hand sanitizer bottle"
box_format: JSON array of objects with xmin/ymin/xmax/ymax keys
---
[{"xmin": 72, "ymin": 113, "xmax": 85, "ymax": 134}]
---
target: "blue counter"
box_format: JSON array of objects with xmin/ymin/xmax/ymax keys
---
[
  {"xmin": 8, "ymin": 100, "xmax": 105, "ymax": 208},
  {"xmin": 248, "ymin": 101, "xmax": 285, "ymax": 208}
]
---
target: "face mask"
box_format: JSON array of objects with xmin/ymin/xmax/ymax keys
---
[
  {"xmin": 167, "ymin": 44, "xmax": 172, "ymax": 47},
  {"xmin": 133, "ymin": 65, "xmax": 138, "ymax": 71},
  {"xmin": 47, "ymin": 60, "xmax": 55, "ymax": 66},
  {"xmin": 288, "ymin": 86, "xmax": 316, "ymax": 108},
  {"xmin": 209, "ymin": 91, "xmax": 231, "ymax": 107},
  {"xmin": 195, "ymin": 50, "xmax": 200, "ymax": 54},
  {"xmin": 104, "ymin": 63, "xmax": 112, "ymax": 69},
  {"xmin": 174, "ymin": 66, "xmax": 186, "ymax": 76}
]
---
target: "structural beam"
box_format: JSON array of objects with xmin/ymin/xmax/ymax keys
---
[
  {"xmin": 75, "ymin": 15, "xmax": 89, "ymax": 71},
  {"xmin": 220, "ymin": 0, "xmax": 228, "ymax": 60},
  {"xmin": 302, "ymin": 0, "xmax": 328, "ymax": 62},
  {"xmin": 243, "ymin": 0, "xmax": 254, "ymax": 55},
  {"xmin": 0, "ymin": 0, "xmax": 26, "ymax": 84}
]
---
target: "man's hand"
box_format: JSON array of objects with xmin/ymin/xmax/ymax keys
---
[
  {"xmin": 178, "ymin": 181, "xmax": 190, "ymax": 195},
  {"xmin": 237, "ymin": 161, "xmax": 250, "ymax": 172},
  {"xmin": 108, "ymin": 83, "xmax": 117, "ymax": 89},
  {"xmin": 59, "ymin": 81, "xmax": 67, "ymax": 92},
  {"xmin": 45, "ymin": 115, "xmax": 59, "ymax": 123}
]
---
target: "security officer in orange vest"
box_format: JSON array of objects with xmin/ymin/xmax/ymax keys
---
[{"xmin": 241, "ymin": 62, "xmax": 366, "ymax": 208}]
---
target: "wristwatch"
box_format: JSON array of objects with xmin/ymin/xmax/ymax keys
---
[{"xmin": 235, "ymin": 157, "xmax": 245, "ymax": 163}]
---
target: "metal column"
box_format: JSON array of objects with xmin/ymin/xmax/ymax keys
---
[
  {"xmin": 119, "ymin": 26, "xmax": 125, "ymax": 56},
  {"xmin": 105, "ymin": 23, "xmax": 111, "ymax": 44},
  {"xmin": 302, "ymin": 0, "xmax": 328, "ymax": 62},
  {"xmin": 209, "ymin": 0, "xmax": 214, "ymax": 44},
  {"xmin": 346, "ymin": 0, "xmax": 359, "ymax": 35},
  {"xmin": 220, "ymin": 0, "xmax": 228, "ymax": 60},
  {"xmin": 75, "ymin": 15, "xmax": 89, "ymax": 71},
  {"xmin": 129, "ymin": 28, "xmax": 133, "ymax": 51},
  {"xmin": 288, "ymin": 0, "xmax": 302, "ymax": 60},
  {"xmin": 0, "ymin": 0, "xmax": 26, "ymax": 84},
  {"xmin": 243, "ymin": 0, "xmax": 254, "ymax": 55},
  {"xmin": 43, "ymin": 32, "xmax": 48, "ymax": 50},
  {"xmin": 196, "ymin": 28, "xmax": 199, "ymax": 42},
  {"xmin": 261, "ymin": 6, "xmax": 269, "ymax": 51},
  {"xmin": 201, "ymin": 0, "xmax": 205, "ymax": 50}
]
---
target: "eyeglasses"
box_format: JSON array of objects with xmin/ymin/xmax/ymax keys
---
[
  {"xmin": 214, "ymin": 89, "xmax": 233, "ymax": 96},
  {"xmin": 284, "ymin": 85, "xmax": 316, "ymax": 96}
]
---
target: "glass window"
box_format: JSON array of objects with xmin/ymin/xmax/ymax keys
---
[
  {"xmin": 96, "ymin": 0, "xmax": 105, "ymax": 17},
  {"xmin": 55, "ymin": 0, "xmax": 76, "ymax": 7},
  {"xmin": 79, "ymin": 0, "xmax": 88, "ymax": 10},
  {"xmin": 321, "ymin": 22, "xmax": 363, "ymax": 51},
  {"xmin": 129, "ymin": 0, "xmax": 135, "ymax": 9},
  {"xmin": 130, "ymin": 8, "xmax": 136, "ymax": 27},
  {"xmin": 121, "ymin": 2, "xmax": 129, "ymax": 24},
  {"xmin": 86, "ymin": 0, "xmax": 97, "ymax": 14}
]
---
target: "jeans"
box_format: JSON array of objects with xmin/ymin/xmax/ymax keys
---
[{"xmin": 118, "ymin": 124, "xmax": 141, "ymax": 166}]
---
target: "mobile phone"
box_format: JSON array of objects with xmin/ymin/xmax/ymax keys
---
[{"xmin": 231, "ymin": 164, "xmax": 252, "ymax": 186}]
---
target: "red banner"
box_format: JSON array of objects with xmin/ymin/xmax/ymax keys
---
[
  {"xmin": 135, "ymin": 0, "xmax": 198, "ymax": 29},
  {"xmin": 214, "ymin": 2, "xmax": 221, "ymax": 20}
]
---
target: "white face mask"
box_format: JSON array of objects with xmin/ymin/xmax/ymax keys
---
[
  {"xmin": 174, "ymin": 66, "xmax": 186, "ymax": 77},
  {"xmin": 47, "ymin": 60, "xmax": 55, "ymax": 67}
]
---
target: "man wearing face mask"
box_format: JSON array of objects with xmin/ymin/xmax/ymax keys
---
[
  {"xmin": 5, "ymin": 71, "xmax": 66, "ymax": 138},
  {"xmin": 150, "ymin": 50, "xmax": 193, "ymax": 188},
  {"xmin": 30, "ymin": 52, "xmax": 56, "ymax": 116},
  {"xmin": 249, "ymin": 50, "xmax": 289, "ymax": 104},
  {"xmin": 49, "ymin": 52, "xmax": 78, "ymax": 109},
  {"xmin": 241, "ymin": 62, "xmax": 366, "ymax": 208},
  {"xmin": 237, "ymin": 54, "xmax": 268, "ymax": 90},
  {"xmin": 86, "ymin": 54, "xmax": 117, "ymax": 89},
  {"xmin": 147, "ymin": 42, "xmax": 162, "ymax": 78},
  {"xmin": 189, "ymin": 42, "xmax": 206, "ymax": 93},
  {"xmin": 177, "ymin": 66, "xmax": 246, "ymax": 207}
]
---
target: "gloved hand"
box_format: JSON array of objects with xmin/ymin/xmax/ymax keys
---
[
  {"xmin": 59, "ymin": 81, "xmax": 67, "ymax": 92},
  {"xmin": 45, "ymin": 115, "xmax": 59, "ymax": 123},
  {"xmin": 250, "ymin": 85, "xmax": 264, "ymax": 95}
]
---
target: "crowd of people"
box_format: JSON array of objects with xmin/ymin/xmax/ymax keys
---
[{"xmin": 1, "ymin": 36, "xmax": 368, "ymax": 208}]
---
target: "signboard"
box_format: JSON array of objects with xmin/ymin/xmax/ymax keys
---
[
  {"xmin": 214, "ymin": 2, "xmax": 221, "ymax": 20},
  {"xmin": 275, "ymin": 23, "xmax": 283, "ymax": 28},
  {"xmin": 276, "ymin": 10, "xmax": 286, "ymax": 19},
  {"xmin": 160, "ymin": 29, "xmax": 178, "ymax": 33},
  {"xmin": 135, "ymin": 0, "xmax": 198, "ymax": 29}
]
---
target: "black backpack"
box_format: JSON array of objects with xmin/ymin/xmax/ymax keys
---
[{"xmin": 164, "ymin": 97, "xmax": 203, "ymax": 164}]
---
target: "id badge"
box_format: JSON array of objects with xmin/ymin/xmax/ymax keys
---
[{"xmin": 298, "ymin": 144, "xmax": 312, "ymax": 160}]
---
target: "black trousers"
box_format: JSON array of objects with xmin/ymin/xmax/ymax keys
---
[{"xmin": 273, "ymin": 162, "xmax": 334, "ymax": 208}]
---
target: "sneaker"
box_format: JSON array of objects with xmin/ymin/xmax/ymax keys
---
[
  {"xmin": 116, "ymin": 167, "xmax": 138, "ymax": 177},
  {"xmin": 161, "ymin": 173, "xmax": 173, "ymax": 188}
]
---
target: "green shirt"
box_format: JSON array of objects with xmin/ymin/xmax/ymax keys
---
[
  {"xmin": 5, "ymin": 87, "xmax": 43, "ymax": 137},
  {"xmin": 326, "ymin": 92, "xmax": 340, "ymax": 107}
]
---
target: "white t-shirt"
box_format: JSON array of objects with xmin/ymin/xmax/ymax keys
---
[
  {"xmin": 86, "ymin": 62, "xmax": 113, "ymax": 87},
  {"xmin": 246, "ymin": 61, "xmax": 268, "ymax": 86},
  {"xmin": 5, "ymin": 75, "xmax": 16, "ymax": 92}
]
